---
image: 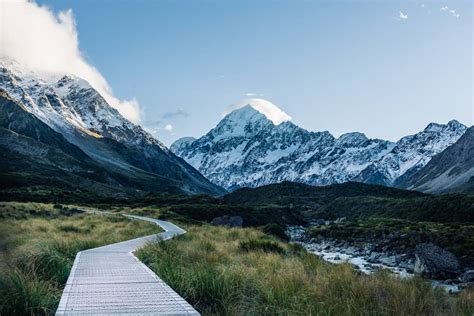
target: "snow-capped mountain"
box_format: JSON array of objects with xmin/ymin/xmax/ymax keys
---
[
  {"xmin": 0, "ymin": 61, "xmax": 223, "ymax": 195},
  {"xmin": 398, "ymin": 126, "xmax": 474, "ymax": 193},
  {"xmin": 356, "ymin": 120, "xmax": 467, "ymax": 186},
  {"xmin": 171, "ymin": 100, "xmax": 467, "ymax": 190}
]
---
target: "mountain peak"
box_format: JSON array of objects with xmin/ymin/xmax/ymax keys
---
[
  {"xmin": 447, "ymin": 119, "xmax": 465, "ymax": 130},
  {"xmin": 226, "ymin": 98, "xmax": 291, "ymax": 125},
  {"xmin": 213, "ymin": 105, "xmax": 272, "ymax": 140},
  {"xmin": 336, "ymin": 132, "xmax": 368, "ymax": 147},
  {"xmin": 223, "ymin": 104, "xmax": 268, "ymax": 124},
  {"xmin": 56, "ymin": 74, "xmax": 92, "ymax": 91},
  {"xmin": 424, "ymin": 120, "xmax": 466, "ymax": 133}
]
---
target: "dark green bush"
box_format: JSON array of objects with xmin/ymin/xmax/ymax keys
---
[
  {"xmin": 239, "ymin": 238, "xmax": 284, "ymax": 254},
  {"xmin": 262, "ymin": 223, "xmax": 289, "ymax": 241}
]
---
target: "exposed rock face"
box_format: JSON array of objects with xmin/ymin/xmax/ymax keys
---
[
  {"xmin": 210, "ymin": 215, "xmax": 243, "ymax": 228},
  {"xmin": 399, "ymin": 126, "xmax": 474, "ymax": 193},
  {"xmin": 0, "ymin": 60, "xmax": 223, "ymax": 195},
  {"xmin": 356, "ymin": 120, "xmax": 467, "ymax": 186},
  {"xmin": 171, "ymin": 102, "xmax": 466, "ymax": 191},
  {"xmin": 414, "ymin": 243, "xmax": 461, "ymax": 279}
]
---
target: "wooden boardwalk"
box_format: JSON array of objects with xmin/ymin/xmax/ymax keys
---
[{"xmin": 56, "ymin": 213, "xmax": 199, "ymax": 315}]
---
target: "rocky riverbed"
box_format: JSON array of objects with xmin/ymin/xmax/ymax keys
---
[{"xmin": 288, "ymin": 225, "xmax": 473, "ymax": 293}]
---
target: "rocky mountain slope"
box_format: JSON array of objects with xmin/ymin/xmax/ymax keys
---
[
  {"xmin": 171, "ymin": 100, "xmax": 466, "ymax": 191},
  {"xmin": 0, "ymin": 61, "xmax": 223, "ymax": 196},
  {"xmin": 398, "ymin": 126, "xmax": 474, "ymax": 193},
  {"xmin": 356, "ymin": 120, "xmax": 467, "ymax": 186}
]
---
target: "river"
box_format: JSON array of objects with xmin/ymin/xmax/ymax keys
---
[{"xmin": 287, "ymin": 226, "xmax": 460, "ymax": 293}]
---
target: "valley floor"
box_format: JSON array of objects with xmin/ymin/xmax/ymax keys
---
[
  {"xmin": 1, "ymin": 202, "xmax": 473, "ymax": 315},
  {"xmin": 137, "ymin": 224, "xmax": 474, "ymax": 315}
]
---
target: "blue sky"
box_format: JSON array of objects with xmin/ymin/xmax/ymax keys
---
[{"xmin": 36, "ymin": 0, "xmax": 472, "ymax": 145}]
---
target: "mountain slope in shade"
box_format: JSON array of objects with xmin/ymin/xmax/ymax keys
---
[
  {"xmin": 398, "ymin": 126, "xmax": 474, "ymax": 193},
  {"xmin": 0, "ymin": 61, "xmax": 224, "ymax": 195},
  {"xmin": 0, "ymin": 90, "xmax": 207, "ymax": 195},
  {"xmin": 171, "ymin": 101, "xmax": 466, "ymax": 191}
]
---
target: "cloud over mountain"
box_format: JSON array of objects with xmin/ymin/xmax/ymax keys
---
[
  {"xmin": 224, "ymin": 98, "xmax": 291, "ymax": 125},
  {"xmin": 0, "ymin": 0, "xmax": 141, "ymax": 123}
]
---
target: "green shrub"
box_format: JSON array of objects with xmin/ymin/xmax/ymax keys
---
[
  {"xmin": 58, "ymin": 224, "xmax": 83, "ymax": 233},
  {"xmin": 239, "ymin": 238, "xmax": 285, "ymax": 254},
  {"xmin": 262, "ymin": 223, "xmax": 289, "ymax": 241}
]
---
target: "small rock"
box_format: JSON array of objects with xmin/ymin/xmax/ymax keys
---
[
  {"xmin": 334, "ymin": 217, "xmax": 347, "ymax": 224},
  {"xmin": 458, "ymin": 270, "xmax": 474, "ymax": 283},
  {"xmin": 346, "ymin": 246, "xmax": 357, "ymax": 255},
  {"xmin": 399, "ymin": 259, "xmax": 415, "ymax": 273},
  {"xmin": 367, "ymin": 252, "xmax": 380, "ymax": 263},
  {"xmin": 312, "ymin": 219, "xmax": 326, "ymax": 226},
  {"xmin": 379, "ymin": 255, "xmax": 397, "ymax": 266}
]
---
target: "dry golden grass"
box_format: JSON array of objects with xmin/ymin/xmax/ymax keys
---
[
  {"xmin": 0, "ymin": 202, "xmax": 162, "ymax": 315},
  {"xmin": 138, "ymin": 225, "xmax": 474, "ymax": 316}
]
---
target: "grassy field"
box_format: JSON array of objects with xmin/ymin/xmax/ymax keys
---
[
  {"xmin": 1, "ymin": 201, "xmax": 473, "ymax": 315},
  {"xmin": 0, "ymin": 202, "xmax": 162, "ymax": 315},
  {"xmin": 137, "ymin": 224, "xmax": 474, "ymax": 316}
]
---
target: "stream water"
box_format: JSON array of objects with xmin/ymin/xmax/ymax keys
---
[{"xmin": 287, "ymin": 226, "xmax": 460, "ymax": 293}]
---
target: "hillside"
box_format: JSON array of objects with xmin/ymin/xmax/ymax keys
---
[
  {"xmin": 0, "ymin": 91, "xmax": 222, "ymax": 197},
  {"xmin": 224, "ymin": 181, "xmax": 474, "ymax": 223},
  {"xmin": 0, "ymin": 62, "xmax": 224, "ymax": 196},
  {"xmin": 398, "ymin": 126, "xmax": 474, "ymax": 193}
]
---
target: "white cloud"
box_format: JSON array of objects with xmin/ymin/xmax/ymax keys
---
[
  {"xmin": 449, "ymin": 9, "xmax": 460, "ymax": 18},
  {"xmin": 245, "ymin": 93, "xmax": 257, "ymax": 97},
  {"xmin": 162, "ymin": 108, "xmax": 189, "ymax": 119},
  {"xmin": 420, "ymin": 4, "xmax": 425, "ymax": 8},
  {"xmin": 164, "ymin": 124, "xmax": 173, "ymax": 132},
  {"xmin": 399, "ymin": 11, "xmax": 408, "ymax": 20},
  {"xmin": 0, "ymin": 0, "xmax": 141, "ymax": 123},
  {"xmin": 440, "ymin": 6, "xmax": 460, "ymax": 18},
  {"xmin": 224, "ymin": 98, "xmax": 291, "ymax": 125}
]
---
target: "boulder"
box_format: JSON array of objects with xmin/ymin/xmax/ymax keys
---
[
  {"xmin": 458, "ymin": 270, "xmax": 474, "ymax": 283},
  {"xmin": 210, "ymin": 215, "xmax": 243, "ymax": 228},
  {"xmin": 399, "ymin": 259, "xmax": 415, "ymax": 273},
  {"xmin": 334, "ymin": 217, "xmax": 346, "ymax": 224},
  {"xmin": 414, "ymin": 243, "xmax": 461, "ymax": 279},
  {"xmin": 379, "ymin": 255, "xmax": 397, "ymax": 266},
  {"xmin": 312, "ymin": 219, "xmax": 326, "ymax": 226}
]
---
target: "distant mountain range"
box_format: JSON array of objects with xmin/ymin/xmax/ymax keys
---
[
  {"xmin": 1, "ymin": 60, "xmax": 471, "ymax": 197},
  {"xmin": 171, "ymin": 100, "xmax": 470, "ymax": 192},
  {"xmin": 0, "ymin": 61, "xmax": 223, "ymax": 196}
]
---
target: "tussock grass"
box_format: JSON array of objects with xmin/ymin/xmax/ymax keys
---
[
  {"xmin": 138, "ymin": 225, "xmax": 474, "ymax": 315},
  {"xmin": 239, "ymin": 238, "xmax": 284, "ymax": 254},
  {"xmin": 0, "ymin": 202, "xmax": 162, "ymax": 315}
]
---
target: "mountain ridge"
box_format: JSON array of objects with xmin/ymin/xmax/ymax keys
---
[
  {"xmin": 171, "ymin": 103, "xmax": 467, "ymax": 191},
  {"xmin": 398, "ymin": 126, "xmax": 474, "ymax": 193},
  {"xmin": 0, "ymin": 62, "xmax": 224, "ymax": 196}
]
